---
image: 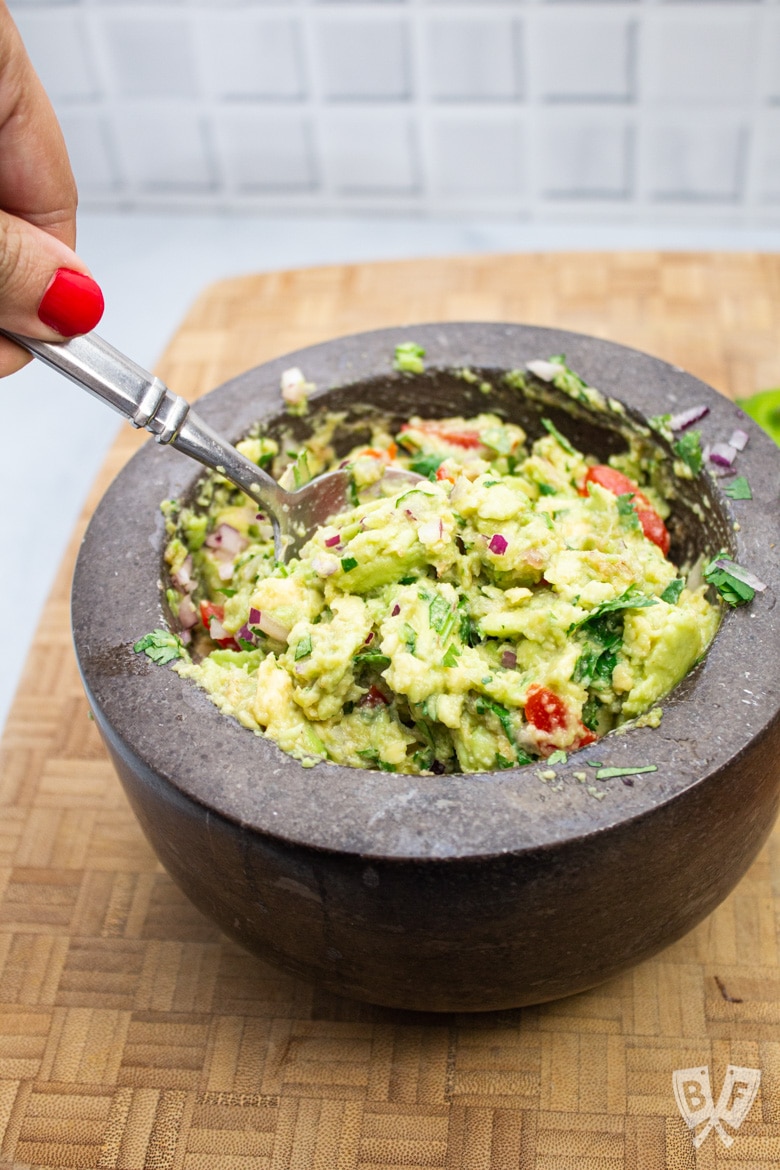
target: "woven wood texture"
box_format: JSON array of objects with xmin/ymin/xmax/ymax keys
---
[{"xmin": 1, "ymin": 252, "xmax": 779, "ymax": 1169}]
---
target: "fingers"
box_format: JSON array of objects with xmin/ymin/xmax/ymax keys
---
[{"xmin": 0, "ymin": 208, "xmax": 103, "ymax": 376}]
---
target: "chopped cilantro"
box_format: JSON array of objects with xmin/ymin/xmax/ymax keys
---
[
  {"xmin": 292, "ymin": 449, "xmax": 311, "ymax": 489},
  {"xmin": 673, "ymin": 429, "xmax": 703, "ymax": 474},
  {"xmin": 586, "ymin": 760, "xmax": 604, "ymax": 768},
  {"xmin": 294, "ymin": 634, "xmax": 312, "ymax": 660},
  {"xmin": 429, "ymin": 594, "xmax": 455, "ymax": 640},
  {"xmin": 356, "ymin": 748, "xmax": 396, "ymax": 772},
  {"xmin": 581, "ymin": 696, "xmax": 601, "ymax": 732},
  {"xmin": 458, "ymin": 608, "xmax": 481, "ymax": 647},
  {"xmin": 475, "ymin": 697, "xmax": 530, "ymax": 764},
  {"xmin": 442, "ymin": 644, "xmax": 461, "ymax": 668},
  {"xmin": 410, "ymin": 452, "xmax": 445, "ymax": 480},
  {"xmin": 341, "ymin": 556, "xmax": 358, "ymax": 573},
  {"xmin": 572, "ymin": 586, "xmax": 657, "ymax": 631},
  {"xmin": 403, "ymin": 623, "xmax": 417, "ymax": 654},
  {"xmin": 354, "ymin": 648, "xmax": 391, "ymax": 670},
  {"xmin": 537, "ymin": 482, "xmax": 557, "ymax": 496},
  {"xmin": 494, "ymin": 753, "xmax": 514, "ymax": 770},
  {"xmin": 723, "ymin": 476, "xmax": 752, "ymax": 500},
  {"xmin": 595, "ymin": 765, "xmax": 658, "ymax": 780},
  {"xmin": 399, "ymin": 575, "xmax": 417, "ymax": 585},
  {"xmin": 503, "ymin": 369, "xmax": 527, "ymax": 391},
  {"xmin": 660, "ymin": 578, "xmax": 685, "ymax": 605},
  {"xmin": 393, "ymin": 341, "xmax": 425, "ymax": 375},
  {"xmin": 617, "ymin": 492, "xmax": 640, "ymax": 530},
  {"xmin": 133, "ymin": 629, "xmax": 186, "ymax": 666},
  {"xmin": 547, "ymin": 750, "xmax": 568, "ymax": 765},
  {"xmin": 703, "ymin": 556, "xmax": 756, "ymax": 607},
  {"xmin": 540, "ymin": 417, "xmax": 576, "ymax": 456}
]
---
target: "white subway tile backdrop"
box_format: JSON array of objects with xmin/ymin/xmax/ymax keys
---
[{"xmin": 8, "ymin": 0, "xmax": 780, "ymax": 221}]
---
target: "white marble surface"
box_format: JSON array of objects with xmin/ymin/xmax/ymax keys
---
[{"xmin": 3, "ymin": 211, "xmax": 780, "ymax": 730}]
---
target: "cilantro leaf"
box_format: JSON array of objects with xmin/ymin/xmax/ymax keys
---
[
  {"xmin": 410, "ymin": 452, "xmax": 445, "ymax": 480},
  {"xmin": 704, "ymin": 557, "xmax": 756, "ymax": 607},
  {"xmin": 442, "ymin": 644, "xmax": 461, "ymax": 668},
  {"xmin": 341, "ymin": 556, "xmax": 358, "ymax": 573},
  {"xmin": 723, "ymin": 476, "xmax": 752, "ymax": 500},
  {"xmin": 354, "ymin": 648, "xmax": 391, "ymax": 670},
  {"xmin": 673, "ymin": 429, "xmax": 703, "ymax": 474},
  {"xmin": 540, "ymin": 417, "xmax": 576, "ymax": 456},
  {"xmin": 660, "ymin": 578, "xmax": 685, "ymax": 605},
  {"xmin": 403, "ymin": 623, "xmax": 417, "ymax": 654},
  {"xmin": 294, "ymin": 634, "xmax": 312, "ymax": 661},
  {"xmin": 595, "ymin": 765, "xmax": 658, "ymax": 780},
  {"xmin": 617, "ymin": 492, "xmax": 640, "ymax": 531},
  {"xmin": 133, "ymin": 629, "xmax": 186, "ymax": 666},
  {"xmin": 572, "ymin": 586, "xmax": 657, "ymax": 632}
]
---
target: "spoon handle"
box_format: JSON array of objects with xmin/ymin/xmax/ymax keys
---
[{"xmin": 2, "ymin": 329, "xmax": 288, "ymax": 549}]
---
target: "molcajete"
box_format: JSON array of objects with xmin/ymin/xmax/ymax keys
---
[{"xmin": 71, "ymin": 323, "xmax": 780, "ymax": 1011}]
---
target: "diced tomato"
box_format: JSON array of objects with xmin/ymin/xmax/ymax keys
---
[
  {"xmin": 581, "ymin": 465, "xmax": 670, "ymax": 555},
  {"xmin": 401, "ymin": 422, "xmax": 483, "ymax": 450},
  {"xmin": 436, "ymin": 463, "xmax": 456, "ymax": 483},
  {"xmin": 524, "ymin": 684, "xmax": 568, "ymax": 733},
  {"xmin": 360, "ymin": 684, "xmax": 390, "ymax": 708},
  {"xmin": 199, "ymin": 600, "xmax": 238, "ymax": 649}
]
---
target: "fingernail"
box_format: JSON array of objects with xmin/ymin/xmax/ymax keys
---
[{"xmin": 38, "ymin": 268, "xmax": 104, "ymax": 336}]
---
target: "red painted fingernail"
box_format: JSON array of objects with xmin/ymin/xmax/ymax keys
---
[{"xmin": 38, "ymin": 267, "xmax": 104, "ymax": 336}]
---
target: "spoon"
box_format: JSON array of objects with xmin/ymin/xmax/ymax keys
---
[{"xmin": 3, "ymin": 330, "xmax": 420, "ymax": 559}]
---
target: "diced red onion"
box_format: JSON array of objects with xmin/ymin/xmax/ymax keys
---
[
  {"xmin": 237, "ymin": 623, "xmax": 257, "ymax": 646},
  {"xmin": 404, "ymin": 508, "xmax": 417, "ymax": 522},
  {"xmin": 711, "ymin": 559, "xmax": 767, "ymax": 592},
  {"xmin": 251, "ymin": 610, "xmax": 290, "ymax": 641},
  {"xmin": 178, "ymin": 595, "xmax": 198, "ymax": 629},
  {"xmin": 172, "ymin": 554, "xmax": 194, "ymax": 593},
  {"xmin": 324, "ymin": 533, "xmax": 341, "ymax": 548},
  {"xmin": 255, "ymin": 512, "xmax": 265, "ymax": 521},
  {"xmin": 489, "ymin": 534, "xmax": 508, "ymax": 555},
  {"xmin": 729, "ymin": 428, "xmax": 749, "ymax": 451},
  {"xmin": 217, "ymin": 560, "xmax": 234, "ymax": 581},
  {"xmin": 365, "ymin": 632, "xmax": 374, "ymax": 644},
  {"xmin": 180, "ymin": 629, "xmax": 192, "ymax": 646},
  {"xmin": 669, "ymin": 404, "xmax": 709, "ymax": 431},
  {"xmin": 501, "ymin": 649, "xmax": 517, "ymax": 669},
  {"xmin": 709, "ymin": 442, "xmax": 737, "ymax": 468},
  {"xmin": 209, "ymin": 616, "xmax": 230, "ymax": 641},
  {"xmin": 205, "ymin": 523, "xmax": 247, "ymax": 556},
  {"xmin": 391, "ymin": 604, "xmax": 401, "ymax": 617}
]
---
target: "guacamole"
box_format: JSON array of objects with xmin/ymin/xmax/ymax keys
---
[{"xmin": 160, "ymin": 396, "xmax": 720, "ymax": 775}]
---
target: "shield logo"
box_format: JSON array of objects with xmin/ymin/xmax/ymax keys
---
[{"xmin": 673, "ymin": 1064, "xmax": 761, "ymax": 1148}]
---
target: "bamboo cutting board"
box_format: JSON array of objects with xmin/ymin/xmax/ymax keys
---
[{"xmin": 1, "ymin": 252, "xmax": 780, "ymax": 1170}]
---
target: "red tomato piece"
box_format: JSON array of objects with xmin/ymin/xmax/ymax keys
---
[
  {"xmin": 524, "ymin": 684, "xmax": 568, "ymax": 734},
  {"xmin": 401, "ymin": 422, "xmax": 483, "ymax": 450},
  {"xmin": 199, "ymin": 601, "xmax": 238, "ymax": 649},
  {"xmin": 581, "ymin": 465, "xmax": 670, "ymax": 555}
]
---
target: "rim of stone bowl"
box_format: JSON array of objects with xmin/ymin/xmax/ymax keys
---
[{"xmin": 71, "ymin": 322, "xmax": 780, "ymax": 861}]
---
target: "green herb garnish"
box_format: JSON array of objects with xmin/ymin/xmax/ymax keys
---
[
  {"xmin": 410, "ymin": 452, "xmax": 445, "ymax": 480},
  {"xmin": 540, "ymin": 417, "xmax": 576, "ymax": 456},
  {"xmin": 442, "ymin": 644, "xmax": 461, "ymax": 668},
  {"xmin": 703, "ymin": 556, "xmax": 757, "ymax": 607},
  {"xmin": 660, "ymin": 578, "xmax": 685, "ymax": 605},
  {"xmin": 595, "ymin": 765, "xmax": 658, "ymax": 780},
  {"xmin": 617, "ymin": 492, "xmax": 640, "ymax": 530},
  {"xmin": 547, "ymin": 750, "xmax": 568, "ymax": 765},
  {"xmin": 403, "ymin": 623, "xmax": 417, "ymax": 654},
  {"xmin": 294, "ymin": 634, "xmax": 312, "ymax": 660},
  {"xmin": 341, "ymin": 556, "xmax": 358, "ymax": 573},
  {"xmin": 723, "ymin": 476, "xmax": 752, "ymax": 500},
  {"xmin": 133, "ymin": 629, "xmax": 186, "ymax": 665},
  {"xmin": 673, "ymin": 430, "xmax": 703, "ymax": 474},
  {"xmin": 354, "ymin": 648, "xmax": 391, "ymax": 670}
]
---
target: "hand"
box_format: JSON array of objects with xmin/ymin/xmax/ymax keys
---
[{"xmin": 0, "ymin": 1, "xmax": 103, "ymax": 376}]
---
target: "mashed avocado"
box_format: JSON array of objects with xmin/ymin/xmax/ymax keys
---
[{"xmin": 160, "ymin": 390, "xmax": 720, "ymax": 775}]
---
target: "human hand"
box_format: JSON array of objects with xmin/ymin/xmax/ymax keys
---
[{"xmin": 0, "ymin": 1, "xmax": 103, "ymax": 377}]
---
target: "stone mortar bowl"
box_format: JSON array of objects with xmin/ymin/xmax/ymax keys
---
[{"xmin": 72, "ymin": 323, "xmax": 780, "ymax": 1012}]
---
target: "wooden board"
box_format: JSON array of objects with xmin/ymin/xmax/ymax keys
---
[{"xmin": 1, "ymin": 252, "xmax": 780, "ymax": 1169}]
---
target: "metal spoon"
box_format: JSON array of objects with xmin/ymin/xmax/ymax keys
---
[{"xmin": 3, "ymin": 330, "xmax": 420, "ymax": 559}]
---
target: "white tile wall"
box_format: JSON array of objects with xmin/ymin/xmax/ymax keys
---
[{"xmin": 7, "ymin": 0, "xmax": 780, "ymax": 222}]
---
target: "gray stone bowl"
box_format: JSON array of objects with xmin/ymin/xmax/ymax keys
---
[{"xmin": 72, "ymin": 323, "xmax": 780, "ymax": 1012}]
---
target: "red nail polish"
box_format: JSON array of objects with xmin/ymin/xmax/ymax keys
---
[{"xmin": 38, "ymin": 268, "xmax": 104, "ymax": 336}]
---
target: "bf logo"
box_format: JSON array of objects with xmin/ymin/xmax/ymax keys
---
[{"xmin": 673, "ymin": 1065, "xmax": 761, "ymax": 1148}]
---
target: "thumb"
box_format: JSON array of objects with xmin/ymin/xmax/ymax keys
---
[{"xmin": 0, "ymin": 208, "xmax": 104, "ymax": 376}]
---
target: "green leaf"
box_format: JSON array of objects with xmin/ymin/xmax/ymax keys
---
[
  {"xmin": 294, "ymin": 634, "xmax": 312, "ymax": 660},
  {"xmin": 537, "ymin": 482, "xmax": 557, "ymax": 496},
  {"xmin": 393, "ymin": 341, "xmax": 425, "ymax": 375},
  {"xmin": 616, "ymin": 492, "xmax": 640, "ymax": 530},
  {"xmin": 494, "ymin": 753, "xmax": 514, "ymax": 770},
  {"xmin": 410, "ymin": 452, "xmax": 444, "ymax": 480},
  {"xmin": 429, "ymin": 594, "xmax": 453, "ymax": 635},
  {"xmin": 595, "ymin": 765, "xmax": 658, "ymax": 780},
  {"xmin": 673, "ymin": 430, "xmax": 703, "ymax": 474},
  {"xmin": 735, "ymin": 388, "xmax": 780, "ymax": 447},
  {"xmin": 403, "ymin": 623, "xmax": 417, "ymax": 654},
  {"xmin": 133, "ymin": 629, "xmax": 185, "ymax": 666},
  {"xmin": 547, "ymin": 750, "xmax": 568, "ymax": 765},
  {"xmin": 581, "ymin": 696, "xmax": 601, "ymax": 732},
  {"xmin": 703, "ymin": 557, "xmax": 756, "ymax": 607},
  {"xmin": 723, "ymin": 476, "xmax": 752, "ymax": 500},
  {"xmin": 540, "ymin": 417, "xmax": 576, "ymax": 456},
  {"xmin": 660, "ymin": 578, "xmax": 685, "ymax": 605},
  {"xmin": 442, "ymin": 644, "xmax": 461, "ymax": 668},
  {"xmin": 572, "ymin": 586, "xmax": 657, "ymax": 632},
  {"xmin": 341, "ymin": 556, "xmax": 358, "ymax": 573},
  {"xmin": 353, "ymin": 648, "xmax": 391, "ymax": 670}
]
